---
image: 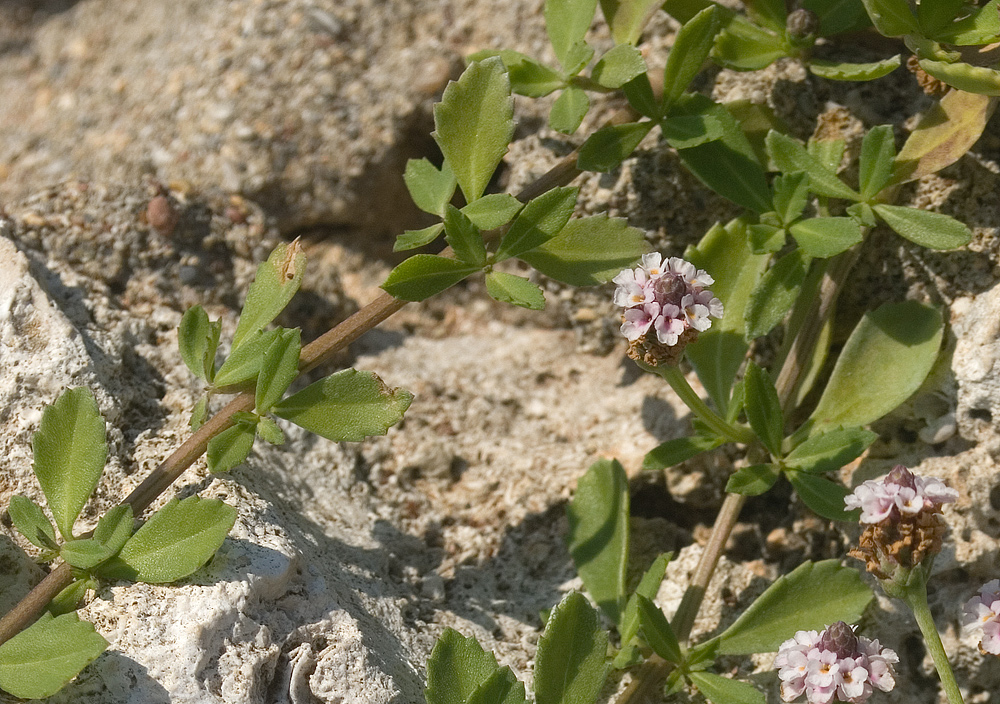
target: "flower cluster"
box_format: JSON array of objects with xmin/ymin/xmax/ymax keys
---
[
  {"xmin": 776, "ymin": 622, "xmax": 898, "ymax": 704},
  {"xmin": 612, "ymin": 254, "xmax": 723, "ymax": 367},
  {"xmin": 844, "ymin": 466, "xmax": 957, "ymax": 578},
  {"xmin": 962, "ymin": 579, "xmax": 1000, "ymax": 655}
]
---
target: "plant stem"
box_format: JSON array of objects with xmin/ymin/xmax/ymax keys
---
[
  {"xmin": 903, "ymin": 573, "xmax": 966, "ymax": 704},
  {"xmin": 659, "ymin": 366, "xmax": 754, "ymax": 445}
]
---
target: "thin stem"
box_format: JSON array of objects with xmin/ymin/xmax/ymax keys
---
[
  {"xmin": 904, "ymin": 574, "xmax": 965, "ymax": 704},
  {"xmin": 659, "ymin": 366, "xmax": 754, "ymax": 445}
]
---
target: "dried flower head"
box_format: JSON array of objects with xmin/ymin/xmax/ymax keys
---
[
  {"xmin": 845, "ymin": 465, "xmax": 957, "ymax": 578},
  {"xmin": 612, "ymin": 254, "xmax": 723, "ymax": 367},
  {"xmin": 962, "ymin": 579, "xmax": 1000, "ymax": 655},
  {"xmin": 775, "ymin": 621, "xmax": 898, "ymax": 703}
]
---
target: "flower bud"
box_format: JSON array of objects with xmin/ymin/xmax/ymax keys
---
[{"xmin": 786, "ymin": 9, "xmax": 819, "ymax": 48}]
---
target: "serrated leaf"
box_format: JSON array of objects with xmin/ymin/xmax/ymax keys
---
[
  {"xmin": 434, "ymin": 57, "xmax": 514, "ymax": 203},
  {"xmin": 98, "ymin": 496, "xmax": 237, "ymax": 584},
  {"xmin": 485, "ymin": 272, "xmax": 546, "ymax": 310},
  {"xmin": 425, "ymin": 629, "xmax": 502, "ymax": 704},
  {"xmin": 231, "ymin": 241, "xmax": 306, "ymax": 351},
  {"xmin": 726, "ymin": 463, "xmax": 780, "ymax": 496},
  {"xmin": 789, "ymin": 217, "xmax": 863, "ymax": 258},
  {"xmin": 744, "ymin": 248, "xmax": 810, "ymax": 340},
  {"xmin": 567, "ymin": 459, "xmax": 629, "ymax": 624},
  {"xmin": 858, "ymin": 125, "xmax": 896, "ymax": 200},
  {"xmin": 717, "ymin": 560, "xmax": 872, "ymax": 654},
  {"xmin": 636, "ymin": 595, "xmax": 682, "ymax": 663},
  {"xmin": 256, "ymin": 416, "xmax": 286, "ymax": 445},
  {"xmin": 748, "ymin": 223, "xmax": 785, "ymax": 254},
  {"xmin": 577, "ymin": 121, "xmax": 654, "ymax": 172},
  {"xmin": 206, "ymin": 422, "xmax": 257, "ymax": 473},
  {"xmin": 873, "ymin": 204, "xmax": 972, "ymax": 250},
  {"xmin": 214, "ymin": 329, "xmax": 281, "ymax": 388},
  {"xmin": 766, "ymin": 131, "xmax": 860, "ymax": 201},
  {"xmin": 469, "ymin": 50, "xmax": 565, "ymax": 97},
  {"xmin": 600, "ymin": 0, "xmax": 664, "ymax": 44},
  {"xmin": 772, "ymin": 171, "xmax": 809, "ymax": 225},
  {"xmin": 0, "ymin": 612, "xmax": 108, "ymax": 699},
  {"xmin": 255, "ymin": 328, "xmax": 301, "ymax": 414},
  {"xmin": 663, "ymin": 6, "xmax": 720, "ymax": 105},
  {"xmin": 642, "ymin": 434, "xmax": 723, "ymax": 471},
  {"xmin": 743, "ymin": 361, "xmax": 784, "ymax": 456},
  {"xmin": 382, "ymin": 255, "xmax": 481, "ymax": 301},
  {"xmin": 787, "ymin": 470, "xmax": 856, "ymax": 521},
  {"xmin": 688, "ymin": 672, "xmax": 765, "ymax": 704},
  {"xmin": 404, "ymin": 158, "xmax": 457, "ymax": 216},
  {"xmin": 534, "ymin": 592, "xmax": 608, "ymax": 704},
  {"xmin": 546, "ymin": 0, "xmax": 599, "ymax": 70},
  {"xmin": 661, "ymin": 113, "xmax": 723, "ymax": 148},
  {"xmin": 178, "ymin": 305, "xmax": 217, "ymax": 382},
  {"xmin": 496, "ymin": 187, "xmax": 578, "ymax": 262},
  {"xmin": 8, "ymin": 495, "xmax": 57, "ymax": 550},
  {"xmin": 550, "ymin": 86, "xmax": 590, "ymax": 134},
  {"xmin": 444, "ymin": 205, "xmax": 488, "ymax": 267},
  {"xmin": 860, "ymin": 0, "xmax": 918, "ymax": 36},
  {"xmin": 808, "ymin": 55, "xmax": 901, "ymax": 81},
  {"xmin": 467, "ymin": 667, "xmax": 527, "ymax": 704},
  {"xmin": 395, "ymin": 224, "xmax": 446, "ymax": 252},
  {"xmin": 461, "ymin": 194, "xmax": 523, "ymax": 231},
  {"xmin": 274, "ymin": 368, "xmax": 413, "ymax": 442},
  {"xmin": 808, "ymin": 137, "xmax": 846, "ymax": 174},
  {"xmin": 592, "ymin": 45, "xmax": 646, "ymax": 89},
  {"xmin": 519, "ymin": 214, "xmax": 648, "ymax": 286},
  {"xmin": 713, "ymin": 19, "xmax": 787, "ymax": 71},
  {"xmin": 785, "ymin": 427, "xmax": 878, "ymax": 473},
  {"xmin": 32, "ymin": 387, "xmax": 107, "ymax": 541}
]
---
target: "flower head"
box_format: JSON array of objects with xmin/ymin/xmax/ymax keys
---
[
  {"xmin": 613, "ymin": 254, "xmax": 723, "ymax": 367},
  {"xmin": 775, "ymin": 622, "xmax": 898, "ymax": 704},
  {"xmin": 962, "ymin": 579, "xmax": 1000, "ymax": 655},
  {"xmin": 844, "ymin": 465, "xmax": 957, "ymax": 578}
]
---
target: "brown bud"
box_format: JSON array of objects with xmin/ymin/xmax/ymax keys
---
[{"xmin": 626, "ymin": 327, "xmax": 699, "ymax": 368}]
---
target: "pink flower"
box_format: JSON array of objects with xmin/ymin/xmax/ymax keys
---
[
  {"xmin": 844, "ymin": 465, "xmax": 957, "ymax": 524},
  {"xmin": 962, "ymin": 579, "xmax": 1000, "ymax": 655},
  {"xmin": 776, "ymin": 622, "xmax": 898, "ymax": 703}
]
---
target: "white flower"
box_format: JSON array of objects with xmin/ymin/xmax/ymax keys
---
[{"xmin": 962, "ymin": 579, "xmax": 1000, "ymax": 655}]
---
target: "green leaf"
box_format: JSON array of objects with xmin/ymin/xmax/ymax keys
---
[
  {"xmin": 766, "ymin": 131, "xmax": 860, "ymax": 201},
  {"xmin": 673, "ymin": 94, "xmax": 773, "ymax": 213},
  {"xmin": 534, "ymin": 592, "xmax": 608, "ymax": 704},
  {"xmin": 395, "ymin": 224, "xmax": 446, "ymax": 252},
  {"xmin": 917, "ymin": 0, "xmax": 965, "ymax": 35},
  {"xmin": 859, "ymin": 0, "xmax": 918, "ymax": 36},
  {"xmin": 274, "ymin": 368, "xmax": 413, "ymax": 442},
  {"xmin": 61, "ymin": 538, "xmax": 115, "ymax": 570},
  {"xmin": 807, "ymin": 301, "xmax": 942, "ymax": 434},
  {"xmin": 636, "ymin": 595, "xmax": 682, "ymax": 663},
  {"xmin": 424, "ymin": 629, "xmax": 504, "ymax": 704},
  {"xmin": 713, "ymin": 19, "xmax": 787, "ymax": 71},
  {"xmin": 0, "ymin": 612, "xmax": 108, "ymax": 699},
  {"xmin": 873, "ymin": 204, "xmax": 972, "ymax": 250},
  {"xmin": 404, "ymin": 158, "xmax": 457, "ymax": 216},
  {"xmin": 255, "ymin": 328, "xmax": 301, "ymax": 414},
  {"xmin": 549, "ymin": 86, "xmax": 590, "ymax": 134},
  {"xmin": 8, "ymin": 495, "xmax": 57, "ymax": 550},
  {"xmin": 808, "ymin": 55, "xmax": 901, "ymax": 81},
  {"xmin": 802, "ymin": 0, "xmax": 873, "ymax": 36},
  {"xmin": 934, "ymin": 0, "xmax": 1000, "ymax": 45},
  {"xmin": 567, "ymin": 459, "xmax": 629, "ymax": 625},
  {"xmin": 726, "ymin": 463, "xmax": 781, "ymax": 496},
  {"xmin": 808, "ymin": 137, "xmax": 846, "ymax": 174},
  {"xmin": 661, "ymin": 113, "xmax": 723, "ymax": 148},
  {"xmin": 434, "ymin": 57, "xmax": 515, "ymax": 203},
  {"xmin": 577, "ymin": 121, "xmax": 654, "ymax": 172},
  {"xmin": 744, "ymin": 0, "xmax": 786, "ymax": 30},
  {"xmin": 919, "ymin": 59, "xmax": 1000, "ymax": 97},
  {"xmin": 99, "ymin": 496, "xmax": 237, "ymax": 584},
  {"xmin": 178, "ymin": 305, "xmax": 220, "ymax": 382},
  {"xmin": 748, "ymin": 223, "xmax": 785, "ymax": 254},
  {"xmin": 470, "ymin": 50, "xmax": 565, "ymax": 97},
  {"xmin": 600, "ymin": 0, "xmax": 664, "ymax": 44},
  {"xmin": 717, "ymin": 560, "xmax": 872, "ymax": 654},
  {"xmin": 231, "ymin": 241, "xmax": 306, "ymax": 351},
  {"xmin": 744, "ymin": 248, "xmax": 810, "ymax": 340},
  {"xmin": 49, "ymin": 579, "xmax": 90, "ymax": 616},
  {"xmin": 190, "ymin": 394, "xmax": 209, "ymax": 431},
  {"xmin": 618, "ymin": 553, "xmax": 672, "ymax": 651},
  {"xmin": 214, "ymin": 329, "xmax": 281, "ymax": 388},
  {"xmin": 381, "ymin": 255, "xmax": 481, "ymax": 301},
  {"xmin": 662, "ymin": 6, "xmax": 720, "ymax": 105},
  {"xmin": 661, "ymin": 0, "xmax": 714, "ymax": 23},
  {"xmin": 688, "ymin": 672, "xmax": 765, "ymax": 704},
  {"xmin": 444, "ymin": 205, "xmax": 488, "ymax": 267},
  {"xmin": 546, "ymin": 0, "xmax": 599, "ymax": 70},
  {"xmin": 685, "ymin": 218, "xmax": 769, "ymax": 413},
  {"xmin": 206, "ymin": 422, "xmax": 257, "ymax": 473},
  {"xmin": 485, "ymin": 272, "xmax": 546, "ymax": 310},
  {"xmin": 784, "ymin": 427, "xmax": 878, "ymax": 473},
  {"xmin": 858, "ymin": 125, "xmax": 896, "ymax": 200},
  {"xmin": 622, "ymin": 73, "xmax": 661, "ymax": 118},
  {"xmin": 743, "ymin": 361, "xmax": 784, "ymax": 456},
  {"xmin": 496, "ymin": 187, "xmax": 578, "ymax": 262},
  {"xmin": 789, "ymin": 217, "xmax": 863, "ymax": 258},
  {"xmin": 256, "ymin": 416, "xmax": 286, "ymax": 445},
  {"xmin": 787, "ymin": 470, "xmax": 856, "ymax": 521},
  {"xmin": 467, "ymin": 667, "xmax": 527, "ymax": 704},
  {"xmin": 772, "ymin": 171, "xmax": 809, "ymax": 225},
  {"xmin": 92, "ymin": 503, "xmax": 134, "ymax": 557},
  {"xmin": 643, "ymin": 434, "xmax": 723, "ymax": 471},
  {"xmin": 32, "ymin": 387, "xmax": 107, "ymax": 540},
  {"xmin": 519, "ymin": 214, "xmax": 648, "ymax": 286},
  {"xmin": 592, "ymin": 44, "xmax": 646, "ymax": 89},
  {"xmin": 891, "ymin": 89, "xmax": 998, "ymax": 186},
  {"xmin": 562, "ymin": 42, "xmax": 596, "ymax": 76},
  {"xmin": 461, "ymin": 194, "xmax": 524, "ymax": 231}
]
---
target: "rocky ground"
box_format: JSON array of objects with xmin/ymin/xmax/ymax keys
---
[{"xmin": 2, "ymin": 0, "xmax": 1000, "ymax": 702}]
